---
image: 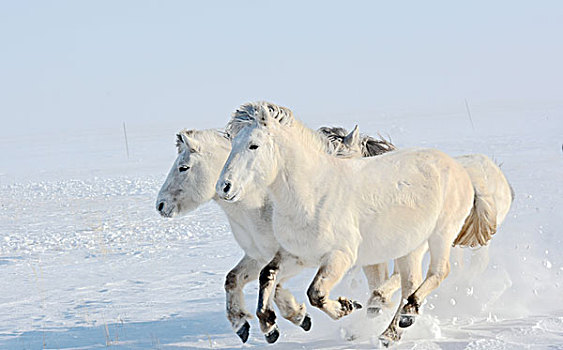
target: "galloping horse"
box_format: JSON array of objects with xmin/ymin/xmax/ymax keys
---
[{"xmin": 217, "ymin": 102, "xmax": 498, "ymax": 346}]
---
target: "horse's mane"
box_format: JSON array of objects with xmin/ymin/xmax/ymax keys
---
[
  {"xmin": 317, "ymin": 127, "xmax": 396, "ymax": 157},
  {"xmin": 226, "ymin": 102, "xmax": 398, "ymax": 159},
  {"xmin": 226, "ymin": 101, "xmax": 294, "ymax": 138},
  {"xmin": 226, "ymin": 101, "xmax": 356, "ymax": 157}
]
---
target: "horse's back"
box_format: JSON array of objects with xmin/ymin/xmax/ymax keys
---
[{"xmin": 353, "ymin": 147, "xmax": 472, "ymax": 195}]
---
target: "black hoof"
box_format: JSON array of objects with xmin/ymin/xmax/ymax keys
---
[
  {"xmin": 399, "ymin": 315, "xmax": 415, "ymax": 328},
  {"xmin": 352, "ymin": 301, "xmax": 363, "ymax": 310},
  {"xmin": 379, "ymin": 337, "xmax": 391, "ymax": 348},
  {"xmin": 300, "ymin": 314, "xmax": 312, "ymax": 332},
  {"xmin": 264, "ymin": 325, "xmax": 280, "ymax": 344},
  {"xmin": 236, "ymin": 320, "xmax": 250, "ymax": 343},
  {"xmin": 367, "ymin": 306, "xmax": 382, "ymax": 318}
]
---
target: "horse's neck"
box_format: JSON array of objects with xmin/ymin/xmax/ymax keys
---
[
  {"xmin": 215, "ymin": 190, "xmax": 271, "ymax": 238},
  {"xmin": 215, "ymin": 185, "xmax": 268, "ymax": 216},
  {"xmin": 268, "ymin": 128, "xmax": 337, "ymax": 218}
]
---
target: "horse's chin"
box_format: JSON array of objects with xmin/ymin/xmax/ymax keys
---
[
  {"xmin": 158, "ymin": 208, "xmax": 177, "ymax": 218},
  {"xmin": 222, "ymin": 189, "xmax": 242, "ymax": 203},
  {"xmin": 157, "ymin": 202, "xmax": 183, "ymax": 218}
]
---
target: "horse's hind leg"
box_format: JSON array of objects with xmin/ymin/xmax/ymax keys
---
[
  {"xmin": 273, "ymin": 283, "xmax": 311, "ymax": 331},
  {"xmin": 378, "ymin": 249, "xmax": 424, "ymax": 347},
  {"xmin": 400, "ymin": 232, "xmax": 453, "ymax": 328},
  {"xmin": 256, "ymin": 250, "xmax": 304, "ymax": 343},
  {"xmin": 307, "ymin": 250, "xmax": 362, "ymax": 320},
  {"xmin": 363, "ymin": 263, "xmax": 400, "ymax": 317},
  {"xmin": 225, "ymin": 254, "xmax": 261, "ymax": 343}
]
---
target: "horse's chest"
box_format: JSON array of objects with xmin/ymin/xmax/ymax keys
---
[
  {"xmin": 272, "ymin": 215, "xmax": 327, "ymax": 262},
  {"xmin": 229, "ymin": 214, "xmax": 279, "ymax": 261}
]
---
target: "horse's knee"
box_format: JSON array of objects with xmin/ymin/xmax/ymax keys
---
[
  {"xmin": 259, "ymin": 264, "xmax": 278, "ymax": 287},
  {"xmin": 307, "ymin": 284, "xmax": 325, "ymax": 308},
  {"xmin": 225, "ymin": 270, "xmax": 238, "ymax": 291}
]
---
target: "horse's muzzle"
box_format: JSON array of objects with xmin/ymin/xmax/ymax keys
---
[
  {"xmin": 216, "ymin": 180, "xmax": 240, "ymax": 202},
  {"xmin": 156, "ymin": 200, "xmax": 176, "ymax": 217}
]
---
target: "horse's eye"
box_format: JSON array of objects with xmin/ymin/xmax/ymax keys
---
[
  {"xmin": 249, "ymin": 144, "xmax": 259, "ymax": 150},
  {"xmin": 179, "ymin": 165, "xmax": 190, "ymax": 172}
]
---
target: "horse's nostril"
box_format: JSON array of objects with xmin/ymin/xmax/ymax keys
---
[
  {"xmin": 158, "ymin": 202, "xmax": 165, "ymax": 212},
  {"xmin": 223, "ymin": 182, "xmax": 231, "ymax": 194}
]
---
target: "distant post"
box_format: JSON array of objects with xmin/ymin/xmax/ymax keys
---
[
  {"xmin": 123, "ymin": 122, "xmax": 130, "ymax": 159},
  {"xmin": 464, "ymin": 99, "xmax": 475, "ymax": 132}
]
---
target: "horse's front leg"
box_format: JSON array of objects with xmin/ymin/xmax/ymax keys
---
[
  {"xmin": 257, "ymin": 250, "xmax": 306, "ymax": 343},
  {"xmin": 225, "ymin": 254, "xmax": 261, "ymax": 343},
  {"xmin": 274, "ymin": 283, "xmax": 311, "ymax": 331},
  {"xmin": 256, "ymin": 251, "xmax": 283, "ymax": 343},
  {"xmin": 306, "ymin": 250, "xmax": 362, "ymax": 320}
]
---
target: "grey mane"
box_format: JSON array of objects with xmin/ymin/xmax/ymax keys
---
[
  {"xmin": 227, "ymin": 101, "xmax": 347, "ymax": 157},
  {"xmin": 226, "ymin": 101, "xmax": 294, "ymax": 139},
  {"xmin": 318, "ymin": 126, "xmax": 396, "ymax": 157},
  {"xmin": 226, "ymin": 101, "xmax": 395, "ymax": 159}
]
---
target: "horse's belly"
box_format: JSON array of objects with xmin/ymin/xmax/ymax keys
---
[
  {"xmin": 356, "ymin": 209, "xmax": 437, "ymax": 265},
  {"xmin": 273, "ymin": 226, "xmax": 328, "ymax": 266}
]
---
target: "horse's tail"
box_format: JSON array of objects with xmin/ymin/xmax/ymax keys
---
[{"xmin": 453, "ymin": 187, "xmax": 497, "ymax": 248}]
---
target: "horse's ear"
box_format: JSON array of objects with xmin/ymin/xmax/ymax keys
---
[
  {"xmin": 176, "ymin": 133, "xmax": 187, "ymax": 153},
  {"xmin": 176, "ymin": 132, "xmax": 201, "ymax": 153},
  {"xmin": 343, "ymin": 125, "xmax": 360, "ymax": 147}
]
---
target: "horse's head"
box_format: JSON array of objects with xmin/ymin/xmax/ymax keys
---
[
  {"xmin": 216, "ymin": 102, "xmax": 289, "ymax": 202},
  {"xmin": 156, "ymin": 129, "xmax": 230, "ymax": 217}
]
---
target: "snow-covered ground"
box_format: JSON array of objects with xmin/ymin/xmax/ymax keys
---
[{"xmin": 1, "ymin": 103, "xmax": 562, "ymax": 349}]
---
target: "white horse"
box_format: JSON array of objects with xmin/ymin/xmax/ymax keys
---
[
  {"xmin": 155, "ymin": 125, "xmax": 383, "ymax": 343},
  {"xmin": 217, "ymin": 102, "xmax": 497, "ymax": 346}
]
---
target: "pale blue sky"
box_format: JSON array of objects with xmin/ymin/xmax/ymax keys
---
[{"xmin": 1, "ymin": 1, "xmax": 562, "ymax": 133}]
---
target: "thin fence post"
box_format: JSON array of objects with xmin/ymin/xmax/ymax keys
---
[
  {"xmin": 464, "ymin": 99, "xmax": 475, "ymax": 132},
  {"xmin": 123, "ymin": 122, "xmax": 130, "ymax": 159}
]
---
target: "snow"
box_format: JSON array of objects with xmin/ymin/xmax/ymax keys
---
[{"xmin": 1, "ymin": 103, "xmax": 562, "ymax": 349}]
